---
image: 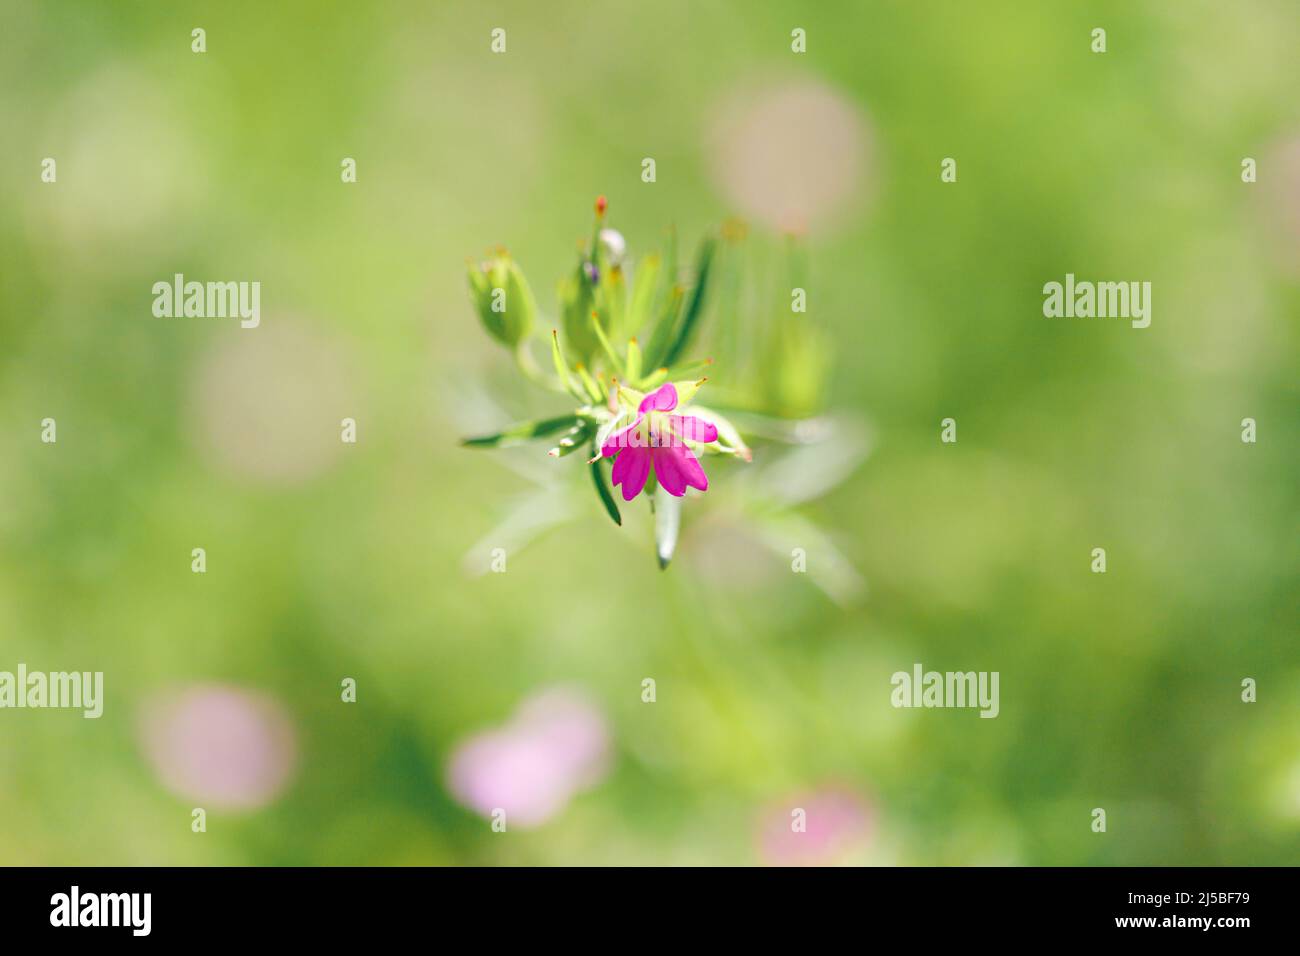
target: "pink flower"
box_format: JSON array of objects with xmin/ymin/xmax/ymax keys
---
[{"xmin": 600, "ymin": 383, "xmax": 719, "ymax": 501}]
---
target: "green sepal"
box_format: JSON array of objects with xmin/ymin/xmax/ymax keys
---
[
  {"xmin": 628, "ymin": 254, "xmax": 660, "ymax": 333},
  {"xmin": 625, "ymin": 338, "xmax": 643, "ymax": 384},
  {"xmin": 550, "ymin": 330, "xmax": 587, "ymax": 401},
  {"xmin": 679, "ymin": 404, "xmax": 751, "ymax": 461},
  {"xmin": 575, "ymin": 364, "xmax": 604, "ymax": 404}
]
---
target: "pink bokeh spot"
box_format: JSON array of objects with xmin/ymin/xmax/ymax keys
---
[
  {"xmin": 708, "ymin": 79, "xmax": 872, "ymax": 236},
  {"xmin": 758, "ymin": 786, "xmax": 874, "ymax": 866},
  {"xmin": 447, "ymin": 687, "xmax": 611, "ymax": 828},
  {"xmin": 138, "ymin": 684, "xmax": 299, "ymax": 811}
]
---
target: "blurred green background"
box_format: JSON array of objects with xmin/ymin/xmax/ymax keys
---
[{"xmin": 1, "ymin": 0, "xmax": 1297, "ymax": 865}]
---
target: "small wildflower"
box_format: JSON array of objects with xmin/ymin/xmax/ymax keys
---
[
  {"xmin": 462, "ymin": 199, "xmax": 759, "ymax": 568},
  {"xmin": 600, "ymin": 382, "xmax": 718, "ymax": 501}
]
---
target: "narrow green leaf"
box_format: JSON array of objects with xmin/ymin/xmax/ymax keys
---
[
  {"xmin": 661, "ymin": 238, "xmax": 716, "ymax": 369},
  {"xmin": 590, "ymin": 444, "xmax": 622, "ymax": 526},
  {"xmin": 590, "ymin": 310, "xmax": 625, "ymax": 377},
  {"xmin": 550, "ymin": 330, "xmax": 587, "ymax": 401},
  {"xmin": 642, "ymin": 285, "xmax": 684, "ymax": 371},
  {"xmin": 628, "ymin": 254, "xmax": 661, "ymax": 333},
  {"xmin": 548, "ymin": 421, "xmax": 593, "ymax": 457},
  {"xmin": 462, "ymin": 415, "xmax": 578, "ymax": 448}
]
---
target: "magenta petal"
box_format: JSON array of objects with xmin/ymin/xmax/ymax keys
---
[
  {"xmin": 638, "ymin": 382, "xmax": 678, "ymax": 413},
  {"xmin": 601, "ymin": 417, "xmax": 643, "ymax": 457},
  {"xmin": 660, "ymin": 447, "xmax": 712, "ymax": 496},
  {"xmin": 652, "ymin": 447, "xmax": 687, "ymax": 496},
  {"xmin": 610, "ymin": 449, "xmax": 632, "ymax": 487},
  {"xmin": 654, "ymin": 444, "xmax": 708, "ymax": 496},
  {"xmin": 668, "ymin": 415, "xmax": 718, "ymax": 444},
  {"xmin": 615, "ymin": 447, "xmax": 652, "ymax": 501}
]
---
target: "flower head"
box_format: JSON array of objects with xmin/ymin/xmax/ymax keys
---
[
  {"xmin": 600, "ymin": 382, "xmax": 718, "ymax": 501},
  {"xmin": 461, "ymin": 202, "xmax": 755, "ymax": 567}
]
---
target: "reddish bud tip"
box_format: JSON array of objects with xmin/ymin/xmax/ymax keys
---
[{"xmin": 595, "ymin": 195, "xmax": 608, "ymax": 216}]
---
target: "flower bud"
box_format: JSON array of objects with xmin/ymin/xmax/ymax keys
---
[
  {"xmin": 598, "ymin": 228, "xmax": 627, "ymax": 268},
  {"xmin": 468, "ymin": 254, "xmax": 536, "ymax": 349},
  {"xmin": 559, "ymin": 263, "xmax": 600, "ymax": 362}
]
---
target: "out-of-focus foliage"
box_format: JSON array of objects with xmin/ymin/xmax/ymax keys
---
[{"xmin": 0, "ymin": 0, "xmax": 1296, "ymax": 866}]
